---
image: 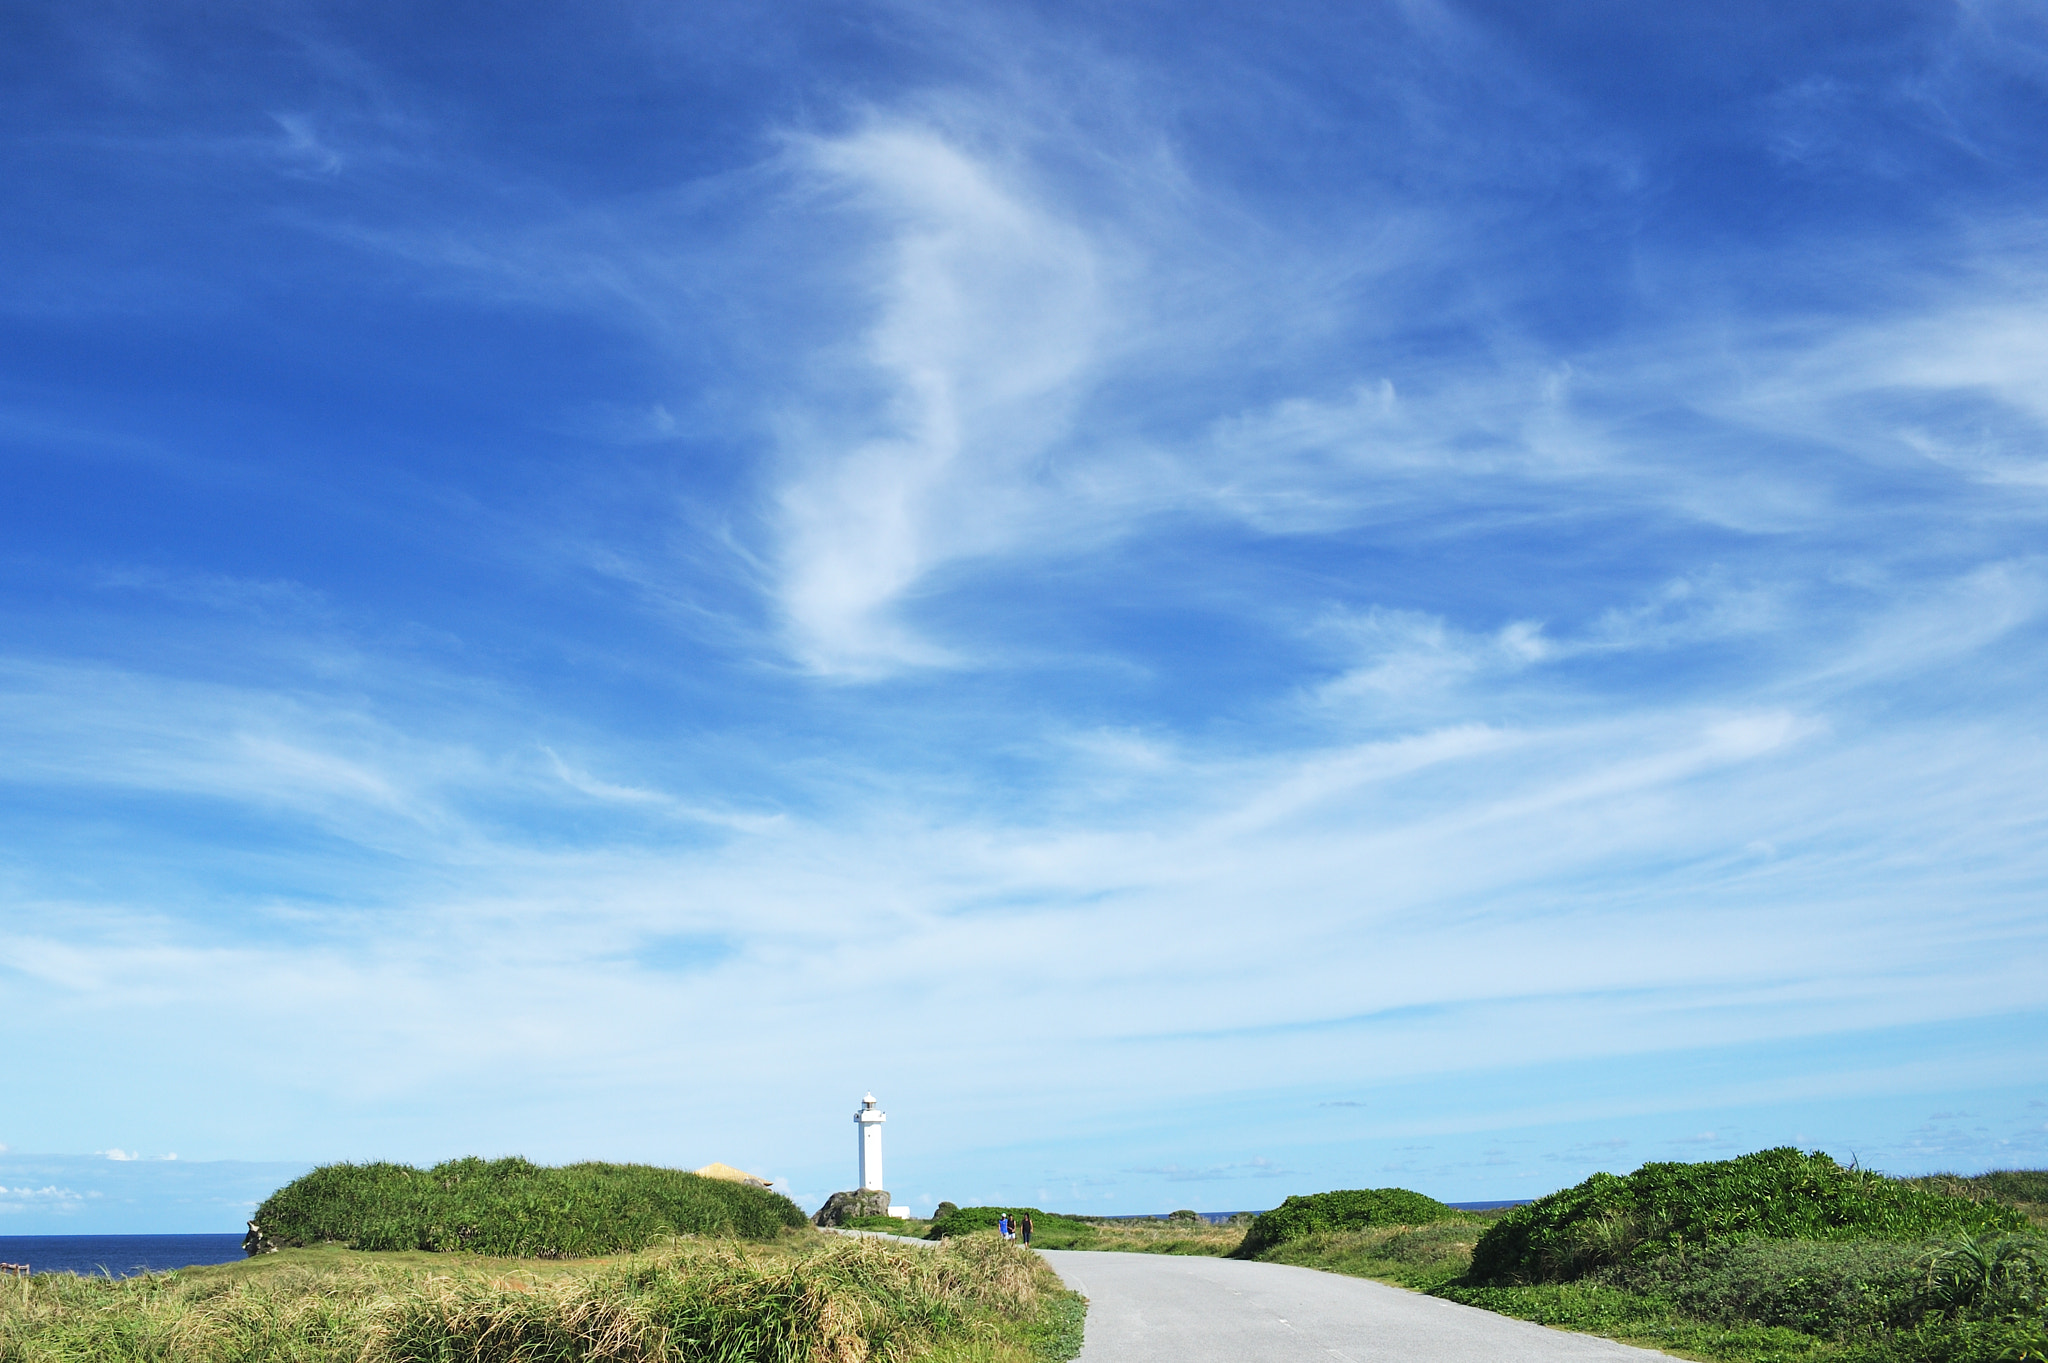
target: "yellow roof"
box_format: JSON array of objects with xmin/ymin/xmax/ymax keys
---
[{"xmin": 694, "ymin": 1162, "xmax": 772, "ymax": 1187}]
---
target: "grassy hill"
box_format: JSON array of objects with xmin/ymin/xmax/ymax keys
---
[
  {"xmin": 250, "ymin": 1157, "xmax": 807, "ymax": 1258},
  {"xmin": 1225, "ymin": 1150, "xmax": 2047, "ymax": 1363},
  {"xmin": 1467, "ymin": 1147, "xmax": 2024, "ymax": 1285},
  {"xmin": 1233, "ymin": 1187, "xmax": 1459, "ymax": 1256}
]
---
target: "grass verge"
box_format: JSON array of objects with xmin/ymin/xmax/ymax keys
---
[
  {"xmin": 1234, "ymin": 1200, "xmax": 2048, "ymax": 1362},
  {"xmin": 0, "ymin": 1231, "xmax": 1085, "ymax": 1363},
  {"xmin": 1245, "ymin": 1224, "xmax": 2048, "ymax": 1362},
  {"xmin": 1065, "ymin": 1220, "xmax": 1246, "ymax": 1256},
  {"xmin": 923, "ymin": 1209, "xmax": 1244, "ymax": 1256}
]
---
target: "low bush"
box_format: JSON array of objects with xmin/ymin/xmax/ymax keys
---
[
  {"xmin": 1608, "ymin": 1237, "xmax": 1929, "ymax": 1336},
  {"xmin": 252, "ymin": 1157, "xmax": 807, "ymax": 1257},
  {"xmin": 840, "ymin": 1215, "xmax": 929, "ymax": 1234},
  {"xmin": 1468, "ymin": 1148, "xmax": 2024, "ymax": 1285},
  {"xmin": 924, "ymin": 1207, "xmax": 1095, "ymax": 1249},
  {"xmin": 1232, "ymin": 1187, "xmax": 1458, "ymax": 1257}
]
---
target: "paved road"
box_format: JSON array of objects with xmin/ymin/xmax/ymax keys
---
[{"xmin": 1038, "ymin": 1251, "xmax": 1673, "ymax": 1363}]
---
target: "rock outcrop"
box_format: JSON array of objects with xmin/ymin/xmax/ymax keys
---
[{"xmin": 812, "ymin": 1188, "xmax": 891, "ymax": 1226}]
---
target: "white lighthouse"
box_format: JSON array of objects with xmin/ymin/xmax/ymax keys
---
[{"xmin": 856, "ymin": 1092, "xmax": 886, "ymax": 1192}]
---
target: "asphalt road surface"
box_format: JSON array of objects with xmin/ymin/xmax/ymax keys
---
[{"xmin": 1038, "ymin": 1250, "xmax": 1674, "ymax": 1363}]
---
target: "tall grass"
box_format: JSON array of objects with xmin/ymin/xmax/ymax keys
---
[
  {"xmin": 0, "ymin": 1234, "xmax": 1082, "ymax": 1363},
  {"xmin": 253, "ymin": 1157, "xmax": 807, "ymax": 1257},
  {"xmin": 1248, "ymin": 1219, "xmax": 1487, "ymax": 1289},
  {"xmin": 1908, "ymin": 1171, "xmax": 2048, "ymax": 1230},
  {"xmin": 1065, "ymin": 1220, "xmax": 1245, "ymax": 1257}
]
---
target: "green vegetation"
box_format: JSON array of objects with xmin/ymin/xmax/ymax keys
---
[
  {"xmin": 1907, "ymin": 1172, "xmax": 2048, "ymax": 1230},
  {"xmin": 1067, "ymin": 1218, "xmax": 1246, "ymax": 1256},
  {"xmin": 0, "ymin": 1234, "xmax": 1085, "ymax": 1363},
  {"xmin": 923, "ymin": 1208, "xmax": 1096, "ymax": 1250},
  {"xmin": 252, "ymin": 1157, "xmax": 808, "ymax": 1258},
  {"xmin": 1468, "ymin": 1149, "xmax": 2024, "ymax": 1285},
  {"xmin": 1231, "ymin": 1152, "xmax": 2048, "ymax": 1363},
  {"xmin": 841, "ymin": 1215, "xmax": 933, "ymax": 1236},
  {"xmin": 1233, "ymin": 1187, "xmax": 1459, "ymax": 1257},
  {"xmin": 1439, "ymin": 1233, "xmax": 2048, "ymax": 1363},
  {"xmin": 919, "ymin": 1208, "xmax": 1246, "ymax": 1256},
  {"xmin": 1248, "ymin": 1218, "xmax": 1488, "ymax": 1289}
]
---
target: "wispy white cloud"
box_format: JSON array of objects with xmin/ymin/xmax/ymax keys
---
[
  {"xmin": 766, "ymin": 121, "xmax": 1107, "ymax": 674},
  {"xmin": 1, "ymin": 567, "xmax": 2039, "ymax": 1173},
  {"xmin": 1732, "ymin": 287, "xmax": 2048, "ymax": 492}
]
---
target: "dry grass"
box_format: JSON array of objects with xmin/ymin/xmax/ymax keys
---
[
  {"xmin": 1067, "ymin": 1220, "xmax": 1246, "ymax": 1256},
  {"xmin": 0, "ymin": 1231, "xmax": 1081, "ymax": 1363}
]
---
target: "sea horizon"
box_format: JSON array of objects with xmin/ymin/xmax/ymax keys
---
[{"xmin": 0, "ymin": 1233, "xmax": 245, "ymax": 1278}]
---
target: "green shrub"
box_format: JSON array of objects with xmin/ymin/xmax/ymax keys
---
[
  {"xmin": 1468, "ymin": 1148, "xmax": 2026, "ymax": 1285},
  {"xmin": 1584, "ymin": 1234, "xmax": 2048, "ymax": 1356},
  {"xmin": 1864, "ymin": 1315, "xmax": 2048, "ymax": 1363},
  {"xmin": 924, "ymin": 1206, "xmax": 1095, "ymax": 1248},
  {"xmin": 1607, "ymin": 1237, "xmax": 1928, "ymax": 1336},
  {"xmin": 840, "ymin": 1215, "xmax": 927, "ymax": 1234},
  {"xmin": 252, "ymin": 1157, "xmax": 807, "ymax": 1257},
  {"xmin": 1233, "ymin": 1187, "xmax": 1457, "ymax": 1256}
]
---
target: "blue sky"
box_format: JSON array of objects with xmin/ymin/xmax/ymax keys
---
[{"xmin": 3, "ymin": 0, "xmax": 2046, "ymax": 1233}]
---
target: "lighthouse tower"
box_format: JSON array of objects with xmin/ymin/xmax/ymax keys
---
[
  {"xmin": 856, "ymin": 1093, "xmax": 886, "ymax": 1191},
  {"xmin": 811, "ymin": 1092, "xmax": 906, "ymax": 1225}
]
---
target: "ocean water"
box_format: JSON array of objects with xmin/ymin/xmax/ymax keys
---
[{"xmin": 0, "ymin": 1234, "xmax": 246, "ymax": 1277}]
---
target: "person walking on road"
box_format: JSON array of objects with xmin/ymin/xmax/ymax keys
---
[{"xmin": 1021, "ymin": 1213, "xmax": 1033, "ymax": 1246}]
